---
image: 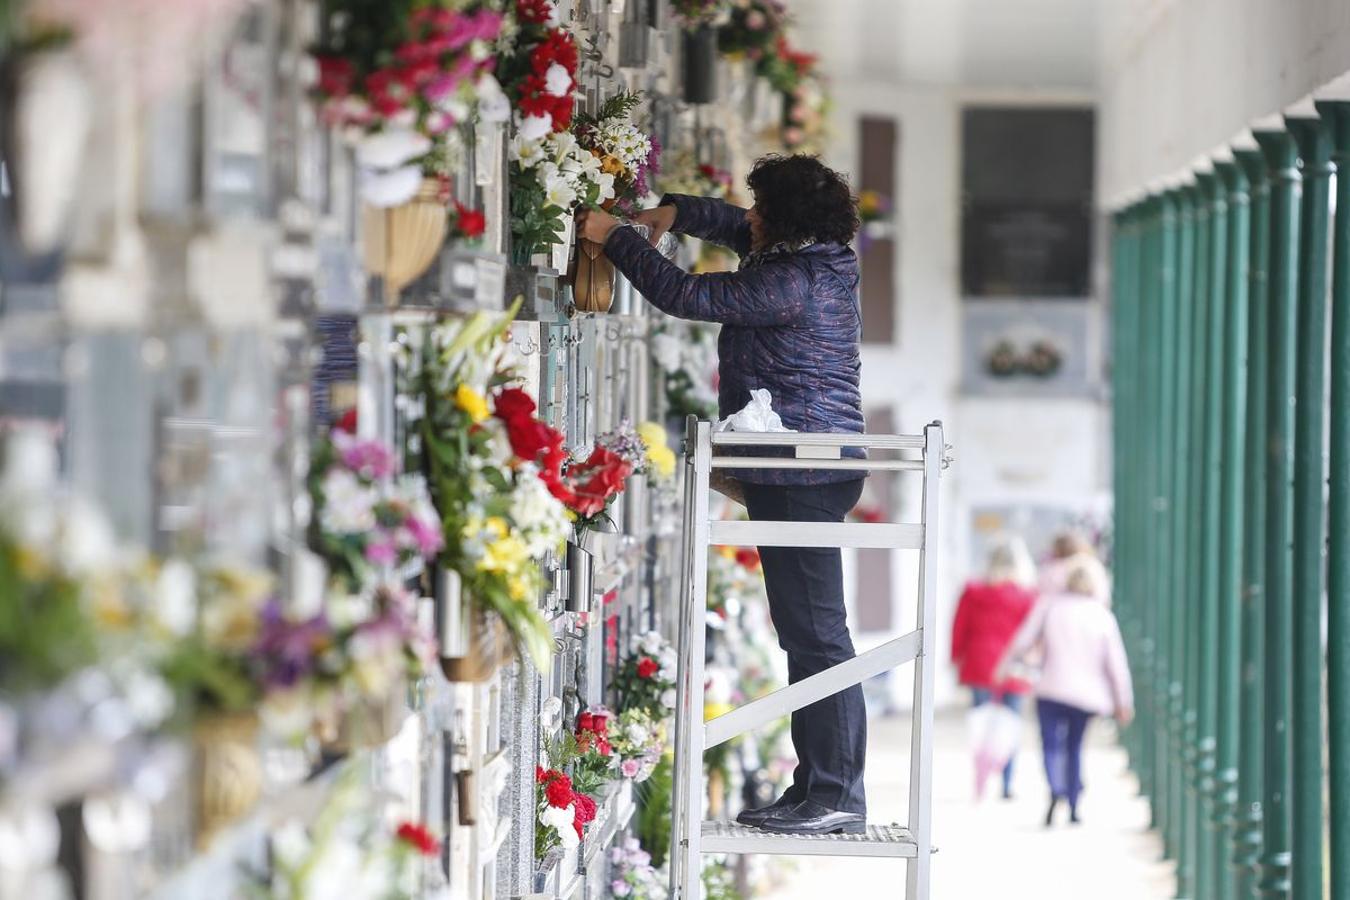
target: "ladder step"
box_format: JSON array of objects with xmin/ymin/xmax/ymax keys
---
[
  {"xmin": 699, "ymin": 821, "xmax": 918, "ymax": 858},
  {"xmin": 710, "ymin": 432, "xmax": 927, "ymax": 450},
  {"xmin": 708, "ymin": 520, "xmax": 923, "ymax": 550}
]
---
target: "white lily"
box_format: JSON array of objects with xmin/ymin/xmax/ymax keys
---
[{"xmin": 517, "ymin": 112, "xmax": 553, "ymax": 142}]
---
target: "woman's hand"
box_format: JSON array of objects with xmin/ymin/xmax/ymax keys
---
[
  {"xmin": 1115, "ymin": 707, "xmax": 1135, "ymax": 727},
  {"xmin": 576, "ymin": 207, "xmax": 620, "ymax": 244},
  {"xmin": 631, "ymin": 204, "xmax": 676, "ymax": 246}
]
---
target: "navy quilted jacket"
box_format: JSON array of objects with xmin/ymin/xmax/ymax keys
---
[{"xmin": 603, "ymin": 194, "xmax": 866, "ymax": 485}]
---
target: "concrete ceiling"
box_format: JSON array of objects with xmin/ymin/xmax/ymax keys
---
[{"xmin": 789, "ymin": 0, "xmax": 1104, "ymax": 93}]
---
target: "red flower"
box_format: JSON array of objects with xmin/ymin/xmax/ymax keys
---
[
  {"xmin": 536, "ymin": 765, "xmax": 549, "ymax": 783},
  {"xmin": 335, "ymin": 407, "xmax": 358, "ymax": 434},
  {"xmin": 573, "ymin": 792, "xmax": 597, "ymax": 825},
  {"xmin": 545, "ymin": 774, "xmax": 575, "ymax": 808},
  {"xmin": 578, "ymin": 712, "xmax": 595, "ymax": 733},
  {"xmin": 735, "ymin": 548, "xmax": 761, "ymax": 570},
  {"xmin": 516, "ymin": 0, "xmax": 553, "ymax": 24},
  {"xmin": 530, "ymin": 30, "xmax": 578, "ymax": 75},
  {"xmin": 396, "ymin": 822, "xmax": 440, "ymax": 856},
  {"xmin": 636, "ymin": 657, "xmax": 659, "ymax": 679},
  {"xmin": 573, "ymin": 816, "xmax": 584, "ymax": 839},
  {"xmin": 315, "ymin": 56, "xmax": 354, "ymax": 97},
  {"xmin": 507, "ymin": 416, "xmax": 565, "ymax": 465},
  {"xmin": 455, "ymin": 202, "xmax": 486, "ymax": 238},
  {"xmin": 493, "ymin": 387, "xmax": 536, "ymax": 421}
]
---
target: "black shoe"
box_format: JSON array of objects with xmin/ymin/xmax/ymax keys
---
[
  {"xmin": 1045, "ymin": 796, "xmax": 1060, "ymax": 828},
  {"xmin": 1068, "ymin": 806, "xmax": 1081, "ymax": 825},
  {"xmin": 735, "ymin": 793, "xmax": 800, "ymax": 828},
  {"xmin": 756, "ymin": 800, "xmax": 866, "ymax": 836}
]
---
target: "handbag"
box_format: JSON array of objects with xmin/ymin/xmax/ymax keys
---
[{"xmin": 567, "ymin": 236, "xmax": 615, "ymax": 313}]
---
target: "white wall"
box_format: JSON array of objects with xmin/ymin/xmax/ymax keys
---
[
  {"xmin": 789, "ymin": 1, "xmax": 1112, "ymax": 708},
  {"xmin": 1099, "ymin": 0, "xmax": 1350, "ymax": 202}
]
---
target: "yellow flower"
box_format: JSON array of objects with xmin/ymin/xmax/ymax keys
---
[
  {"xmin": 508, "ymin": 574, "xmax": 531, "ymax": 601},
  {"xmin": 637, "ymin": 421, "xmax": 676, "ymax": 479},
  {"xmin": 600, "ymin": 154, "xmax": 627, "ymax": 177},
  {"xmin": 479, "ymin": 532, "xmax": 528, "ymax": 575},
  {"xmin": 455, "ymin": 383, "xmax": 490, "ymax": 423},
  {"xmin": 704, "ymin": 702, "xmax": 735, "ymax": 722}
]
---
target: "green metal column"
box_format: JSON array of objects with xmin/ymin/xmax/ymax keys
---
[
  {"xmin": 1200, "ymin": 166, "xmax": 1228, "ymax": 900},
  {"xmin": 1254, "ymin": 127, "xmax": 1300, "ymax": 900},
  {"xmin": 1285, "ymin": 114, "xmax": 1331, "ymax": 900},
  {"xmin": 1318, "ymin": 98, "xmax": 1350, "ymax": 900},
  {"xmin": 1170, "ymin": 184, "xmax": 1197, "ymax": 892},
  {"xmin": 1186, "ymin": 170, "xmax": 1215, "ymax": 899},
  {"xmin": 1154, "ymin": 190, "xmax": 1181, "ymax": 837},
  {"xmin": 1134, "ymin": 197, "xmax": 1158, "ymax": 805},
  {"xmin": 1212, "ymin": 159, "xmax": 1246, "ymax": 900},
  {"xmin": 1233, "ymin": 146, "xmax": 1269, "ymax": 900}
]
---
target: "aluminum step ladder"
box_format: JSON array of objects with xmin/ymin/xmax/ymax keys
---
[{"xmin": 668, "ymin": 417, "xmax": 948, "ymax": 900}]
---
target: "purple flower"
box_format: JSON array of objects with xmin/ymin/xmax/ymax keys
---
[{"xmin": 252, "ymin": 601, "xmax": 331, "ymax": 689}]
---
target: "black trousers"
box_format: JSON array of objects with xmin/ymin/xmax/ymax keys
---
[{"xmin": 743, "ymin": 478, "xmax": 867, "ymax": 815}]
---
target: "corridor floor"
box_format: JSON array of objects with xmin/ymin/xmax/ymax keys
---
[{"xmin": 758, "ymin": 704, "xmax": 1175, "ymax": 899}]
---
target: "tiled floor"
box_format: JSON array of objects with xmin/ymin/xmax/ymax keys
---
[{"xmin": 757, "ymin": 705, "xmax": 1175, "ymax": 899}]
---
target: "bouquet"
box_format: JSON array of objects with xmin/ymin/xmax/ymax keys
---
[
  {"xmin": 650, "ymin": 324, "xmax": 719, "ymax": 421},
  {"xmin": 509, "ymin": 129, "xmax": 615, "ymax": 261},
  {"xmin": 757, "ymin": 34, "xmax": 816, "ymax": 94},
  {"xmin": 312, "ymin": 3, "xmax": 505, "ymax": 206},
  {"xmin": 573, "ymin": 91, "xmax": 661, "ymax": 215},
  {"xmin": 558, "ymin": 422, "xmax": 648, "ymax": 533},
  {"xmin": 614, "ymin": 630, "xmax": 678, "ymax": 719},
  {"xmin": 572, "ymin": 707, "xmax": 618, "ymax": 792},
  {"xmin": 609, "ymin": 837, "xmax": 668, "ymax": 900},
  {"xmin": 657, "ymin": 148, "xmax": 734, "ymax": 201},
  {"xmin": 415, "ymin": 309, "xmax": 572, "ymax": 668},
  {"xmin": 307, "ymin": 428, "xmax": 443, "ymax": 594},
  {"xmin": 637, "ymin": 422, "xmax": 677, "ymax": 481},
  {"xmin": 717, "ymin": 0, "xmax": 786, "ymax": 61},
  {"xmin": 610, "ymin": 707, "xmax": 665, "ymax": 782},
  {"xmin": 535, "ymin": 767, "xmax": 597, "ymax": 859},
  {"xmin": 496, "ymin": 0, "xmax": 578, "ymax": 141}
]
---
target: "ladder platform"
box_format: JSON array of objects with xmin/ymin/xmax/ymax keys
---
[{"xmin": 699, "ymin": 821, "xmax": 918, "ymax": 858}]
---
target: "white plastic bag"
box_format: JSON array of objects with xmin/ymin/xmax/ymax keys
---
[
  {"xmin": 715, "ymin": 389, "xmax": 795, "ymax": 433},
  {"xmin": 966, "ymin": 702, "xmax": 1023, "ymax": 798}
]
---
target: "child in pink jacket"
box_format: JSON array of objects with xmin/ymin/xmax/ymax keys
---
[{"xmin": 995, "ymin": 559, "xmax": 1133, "ymax": 826}]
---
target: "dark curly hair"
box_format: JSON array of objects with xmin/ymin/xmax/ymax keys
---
[{"xmin": 746, "ymin": 154, "xmax": 860, "ymax": 247}]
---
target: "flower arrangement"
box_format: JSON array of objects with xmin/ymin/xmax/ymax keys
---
[
  {"xmin": 671, "ymin": 0, "xmax": 731, "ymax": 29},
  {"xmin": 559, "ymin": 423, "xmax": 646, "ymax": 533},
  {"xmin": 497, "ymin": 0, "xmax": 578, "ymax": 142},
  {"xmin": 637, "ymin": 421, "xmax": 677, "ymax": 481},
  {"xmin": 609, "ymin": 837, "xmax": 668, "ymax": 900},
  {"xmin": 573, "ymin": 91, "xmax": 662, "ymax": 215},
  {"xmin": 650, "ymin": 324, "xmax": 719, "ymax": 421},
  {"xmin": 610, "ymin": 707, "xmax": 665, "ymax": 782},
  {"xmin": 257, "ymin": 770, "xmax": 440, "ymax": 900},
  {"xmin": 614, "ymin": 630, "xmax": 678, "ymax": 719},
  {"xmin": 982, "ymin": 338, "xmax": 1065, "ymax": 378},
  {"xmin": 509, "ymin": 130, "xmax": 615, "ymax": 262},
  {"xmin": 307, "ymin": 428, "xmax": 443, "ymax": 594},
  {"xmin": 757, "ymin": 34, "xmax": 816, "ymax": 94},
  {"xmin": 415, "ymin": 309, "xmax": 572, "ymax": 669},
  {"xmin": 311, "ymin": 3, "xmax": 506, "ymax": 206},
  {"xmin": 717, "ymin": 0, "xmax": 786, "ymax": 61},
  {"xmin": 857, "ymin": 189, "xmax": 891, "ymax": 225},
  {"xmin": 571, "ymin": 707, "xmax": 617, "ymax": 790},
  {"xmin": 656, "ymin": 148, "xmax": 734, "ymax": 201},
  {"xmin": 535, "ymin": 767, "xmax": 597, "ymax": 860}
]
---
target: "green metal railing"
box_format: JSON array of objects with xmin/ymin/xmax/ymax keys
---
[{"xmin": 1113, "ymin": 104, "xmax": 1350, "ymax": 900}]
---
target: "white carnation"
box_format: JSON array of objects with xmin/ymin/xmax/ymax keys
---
[
  {"xmin": 544, "ymin": 63, "xmax": 572, "ymax": 98},
  {"xmin": 660, "ymin": 688, "xmax": 678, "ymax": 709}
]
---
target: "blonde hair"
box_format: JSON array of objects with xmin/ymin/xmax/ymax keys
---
[
  {"xmin": 1052, "ymin": 532, "xmax": 1094, "ymax": 560},
  {"xmin": 1065, "ymin": 557, "xmax": 1109, "ymax": 599},
  {"xmin": 985, "ymin": 536, "xmax": 1035, "ymax": 588}
]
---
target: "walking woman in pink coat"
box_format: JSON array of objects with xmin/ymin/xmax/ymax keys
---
[{"xmin": 995, "ymin": 559, "xmax": 1133, "ymax": 826}]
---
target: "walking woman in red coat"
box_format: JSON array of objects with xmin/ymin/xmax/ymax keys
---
[{"xmin": 951, "ymin": 536, "xmax": 1038, "ymax": 799}]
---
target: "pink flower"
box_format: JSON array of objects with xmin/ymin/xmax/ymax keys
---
[
  {"xmin": 334, "ymin": 431, "xmax": 397, "ymax": 480},
  {"xmin": 406, "ymin": 516, "xmax": 445, "ymax": 557},
  {"xmin": 365, "ymin": 538, "xmax": 398, "ymax": 566},
  {"xmin": 620, "ymin": 758, "xmax": 642, "ymax": 778}
]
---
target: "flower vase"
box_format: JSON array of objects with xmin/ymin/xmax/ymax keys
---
[
  {"xmin": 329, "ymin": 680, "xmax": 409, "ymax": 752},
  {"xmin": 435, "ymin": 567, "xmax": 512, "ymax": 682},
  {"xmin": 0, "ymin": 47, "xmax": 91, "ymax": 281},
  {"xmin": 362, "ymin": 178, "xmax": 449, "ymax": 305},
  {"xmin": 565, "ymin": 542, "xmax": 594, "ymax": 614},
  {"xmin": 681, "ymin": 25, "xmax": 719, "ymax": 104},
  {"xmin": 191, "ymin": 710, "xmax": 262, "ymax": 849}
]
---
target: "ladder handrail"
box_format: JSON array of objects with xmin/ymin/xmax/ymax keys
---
[{"xmin": 709, "ymin": 431, "xmax": 927, "ymax": 450}]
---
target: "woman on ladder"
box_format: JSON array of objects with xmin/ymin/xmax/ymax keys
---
[{"xmin": 578, "ymin": 154, "xmax": 867, "ymax": 836}]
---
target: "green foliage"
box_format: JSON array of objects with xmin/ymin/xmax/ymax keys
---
[
  {"xmin": 159, "ymin": 635, "xmax": 259, "ymax": 715},
  {"xmin": 0, "ymin": 538, "xmax": 97, "ymax": 693},
  {"xmin": 508, "ymin": 163, "xmax": 567, "ymax": 263},
  {"xmin": 634, "ymin": 754, "xmax": 674, "ymax": 868},
  {"xmin": 573, "ymin": 90, "xmax": 644, "ymax": 134}
]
